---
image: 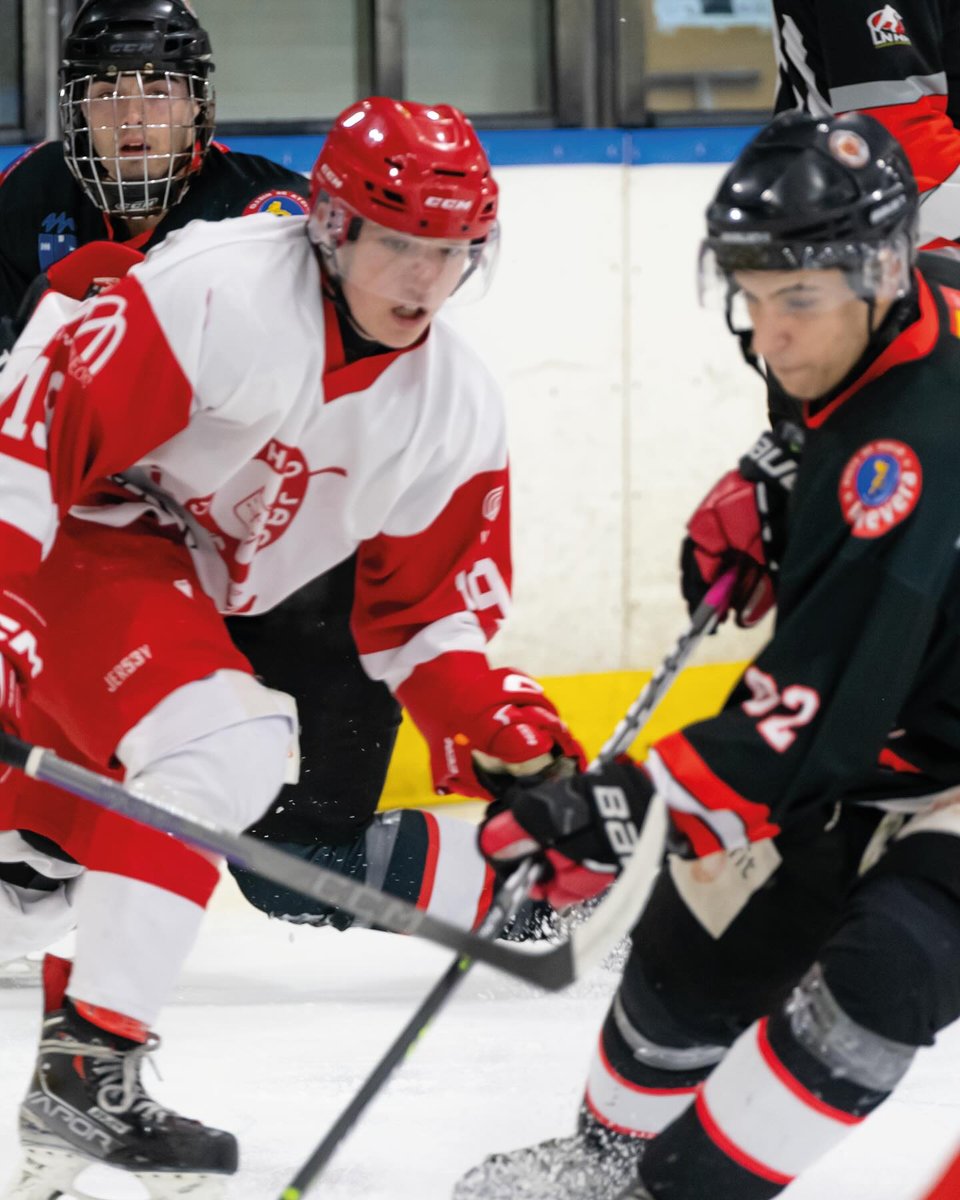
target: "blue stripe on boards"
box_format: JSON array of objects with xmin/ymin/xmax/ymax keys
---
[{"xmin": 0, "ymin": 126, "xmax": 761, "ymax": 176}]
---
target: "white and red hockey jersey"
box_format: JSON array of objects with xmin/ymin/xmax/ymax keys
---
[{"xmin": 0, "ymin": 214, "xmax": 512, "ymax": 696}]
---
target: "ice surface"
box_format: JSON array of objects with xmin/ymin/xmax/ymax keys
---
[{"xmin": 0, "ymin": 874, "xmax": 957, "ymax": 1199}]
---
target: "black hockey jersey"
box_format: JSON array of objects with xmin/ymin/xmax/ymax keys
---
[
  {"xmin": 773, "ymin": 0, "xmax": 960, "ymax": 246},
  {"xmin": 648, "ymin": 254, "xmax": 960, "ymax": 855},
  {"xmin": 0, "ymin": 140, "xmax": 309, "ymax": 321}
]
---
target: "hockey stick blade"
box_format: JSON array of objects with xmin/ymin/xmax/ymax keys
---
[
  {"xmin": 277, "ymin": 571, "xmax": 735, "ymax": 1196},
  {"xmin": 0, "ymin": 569, "xmax": 734, "ymax": 992}
]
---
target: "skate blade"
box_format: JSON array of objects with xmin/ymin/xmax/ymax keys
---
[{"xmin": 3, "ymin": 1145, "xmax": 230, "ymax": 1200}]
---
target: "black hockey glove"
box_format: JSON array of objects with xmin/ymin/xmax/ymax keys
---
[
  {"xmin": 681, "ymin": 421, "xmax": 804, "ymax": 628},
  {"xmin": 479, "ymin": 760, "xmax": 656, "ymax": 908}
]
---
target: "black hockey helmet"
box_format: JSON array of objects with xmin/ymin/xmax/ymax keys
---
[
  {"xmin": 699, "ymin": 110, "xmax": 918, "ymax": 303},
  {"xmin": 60, "ymin": 0, "xmax": 216, "ymax": 216},
  {"xmin": 63, "ymin": 0, "xmax": 213, "ymax": 77}
]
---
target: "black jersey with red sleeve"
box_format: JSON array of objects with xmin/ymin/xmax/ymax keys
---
[
  {"xmin": 648, "ymin": 255, "xmax": 960, "ymax": 857},
  {"xmin": 773, "ymin": 1, "xmax": 960, "ymax": 247},
  {"xmin": 0, "ymin": 140, "xmax": 309, "ymax": 322}
]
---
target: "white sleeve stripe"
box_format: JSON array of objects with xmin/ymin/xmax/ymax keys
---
[
  {"xmin": 775, "ymin": 15, "xmax": 832, "ymax": 116},
  {"xmin": 0, "ymin": 454, "xmax": 57, "ymax": 552},
  {"xmin": 917, "ymin": 160, "xmax": 960, "ymax": 243},
  {"xmin": 830, "ymin": 71, "xmax": 947, "ymax": 111},
  {"xmin": 359, "ymin": 611, "xmax": 487, "ymax": 692},
  {"xmin": 420, "ymin": 811, "xmax": 491, "ymax": 927},
  {"xmin": 645, "ymin": 748, "xmax": 748, "ymax": 849},
  {"xmin": 702, "ymin": 1022, "xmax": 860, "ymax": 1180},
  {"xmin": 586, "ymin": 1041, "xmax": 696, "ymax": 1137}
]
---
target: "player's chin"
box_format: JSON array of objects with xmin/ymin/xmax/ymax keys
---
[{"xmin": 768, "ymin": 365, "xmax": 819, "ymax": 400}]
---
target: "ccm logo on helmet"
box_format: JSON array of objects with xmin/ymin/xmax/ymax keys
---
[
  {"xmin": 425, "ymin": 196, "xmax": 472, "ymax": 212},
  {"xmin": 320, "ymin": 163, "xmax": 343, "ymax": 189}
]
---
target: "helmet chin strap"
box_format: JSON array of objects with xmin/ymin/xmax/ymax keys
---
[
  {"xmin": 725, "ymin": 295, "xmax": 766, "ymax": 381},
  {"xmin": 318, "ymin": 260, "xmax": 394, "ymax": 357}
]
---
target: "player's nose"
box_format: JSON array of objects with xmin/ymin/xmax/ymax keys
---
[{"xmin": 750, "ymin": 310, "xmax": 791, "ymax": 359}]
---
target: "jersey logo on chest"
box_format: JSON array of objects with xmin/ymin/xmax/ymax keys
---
[{"xmin": 184, "ymin": 438, "xmax": 346, "ymax": 610}]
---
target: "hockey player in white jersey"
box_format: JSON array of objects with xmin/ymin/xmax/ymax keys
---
[{"xmin": 0, "ymin": 96, "xmax": 583, "ymax": 1196}]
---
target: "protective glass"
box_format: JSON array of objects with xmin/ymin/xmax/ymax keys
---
[
  {"xmin": 308, "ymin": 196, "xmax": 500, "ymax": 309},
  {"xmin": 60, "ymin": 69, "xmax": 215, "ymax": 215},
  {"xmin": 697, "ymin": 234, "xmax": 914, "ymax": 330}
]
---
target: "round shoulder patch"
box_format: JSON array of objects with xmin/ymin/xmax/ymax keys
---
[
  {"xmin": 838, "ymin": 439, "xmax": 922, "ymax": 539},
  {"xmin": 242, "ymin": 190, "xmax": 310, "ymax": 218}
]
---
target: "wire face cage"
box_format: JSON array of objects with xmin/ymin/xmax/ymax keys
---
[{"xmin": 60, "ymin": 68, "xmax": 215, "ymax": 216}]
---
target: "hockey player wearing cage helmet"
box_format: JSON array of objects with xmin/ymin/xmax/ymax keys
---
[
  {"xmin": 459, "ymin": 110, "xmax": 960, "ymax": 1200},
  {"xmin": 0, "ymin": 0, "xmax": 310, "ymax": 330},
  {"xmin": 307, "ymin": 96, "xmax": 500, "ymax": 349},
  {"xmin": 59, "ymin": 0, "xmax": 215, "ymax": 224}
]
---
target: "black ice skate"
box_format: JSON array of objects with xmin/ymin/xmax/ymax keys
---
[
  {"xmin": 3, "ymin": 956, "xmax": 237, "ymax": 1200},
  {"xmin": 452, "ymin": 1105, "xmax": 646, "ymax": 1200}
]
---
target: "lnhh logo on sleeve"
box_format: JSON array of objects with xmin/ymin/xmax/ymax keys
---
[{"xmin": 867, "ymin": 6, "xmax": 911, "ymax": 47}]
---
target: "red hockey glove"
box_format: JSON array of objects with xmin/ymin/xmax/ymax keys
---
[
  {"xmin": 681, "ymin": 422, "xmax": 803, "ymax": 628},
  {"xmin": 0, "ymin": 587, "xmax": 44, "ymax": 738},
  {"xmin": 396, "ymin": 653, "xmax": 586, "ymax": 801},
  {"xmin": 46, "ymin": 241, "xmax": 145, "ymax": 301},
  {"xmin": 479, "ymin": 760, "xmax": 656, "ymax": 908}
]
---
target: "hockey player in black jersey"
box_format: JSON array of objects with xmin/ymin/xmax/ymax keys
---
[
  {"xmin": 456, "ymin": 111, "xmax": 960, "ymax": 1200},
  {"xmin": 0, "ymin": 0, "xmax": 312, "ymax": 328}
]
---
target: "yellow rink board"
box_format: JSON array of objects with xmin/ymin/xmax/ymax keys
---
[{"xmin": 378, "ymin": 660, "xmax": 746, "ymax": 811}]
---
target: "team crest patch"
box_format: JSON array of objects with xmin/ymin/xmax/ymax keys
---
[
  {"xmin": 242, "ymin": 190, "xmax": 309, "ymax": 218},
  {"xmin": 867, "ymin": 6, "xmax": 911, "ymax": 47},
  {"xmin": 839, "ymin": 439, "xmax": 922, "ymax": 538}
]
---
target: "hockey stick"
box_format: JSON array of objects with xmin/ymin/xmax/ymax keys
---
[
  {"xmin": 0, "ymin": 570, "xmax": 734, "ymax": 992},
  {"xmin": 277, "ymin": 859, "xmax": 541, "ymax": 1200},
  {"xmin": 277, "ymin": 569, "xmax": 737, "ymax": 1197}
]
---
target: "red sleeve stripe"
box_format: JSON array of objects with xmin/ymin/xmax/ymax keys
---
[
  {"xmin": 698, "ymin": 1018, "xmax": 865, "ymax": 1185},
  {"xmin": 647, "ymin": 732, "xmax": 779, "ymax": 854},
  {"xmin": 695, "ymin": 1090, "xmax": 795, "ymax": 1187},
  {"xmin": 582, "ymin": 1034, "xmax": 697, "ymax": 1138},
  {"xmin": 0, "ymin": 142, "xmax": 45, "ymax": 188},
  {"xmin": 852, "ymin": 93, "xmax": 960, "ymax": 194},
  {"xmin": 923, "ymin": 1149, "xmax": 960, "ymax": 1200},
  {"xmin": 415, "ymin": 811, "xmax": 441, "ymax": 911},
  {"xmin": 755, "ymin": 1019, "xmax": 862, "ymax": 1127}
]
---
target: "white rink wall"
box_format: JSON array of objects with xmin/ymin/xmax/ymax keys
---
[{"xmin": 445, "ymin": 161, "xmax": 769, "ymax": 676}]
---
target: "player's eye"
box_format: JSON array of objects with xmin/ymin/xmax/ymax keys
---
[
  {"xmin": 381, "ymin": 236, "xmax": 413, "ymax": 254},
  {"xmin": 782, "ymin": 294, "xmax": 820, "ymax": 314}
]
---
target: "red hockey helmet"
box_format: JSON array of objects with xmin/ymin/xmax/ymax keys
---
[{"xmin": 309, "ymin": 96, "xmax": 498, "ymax": 241}]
